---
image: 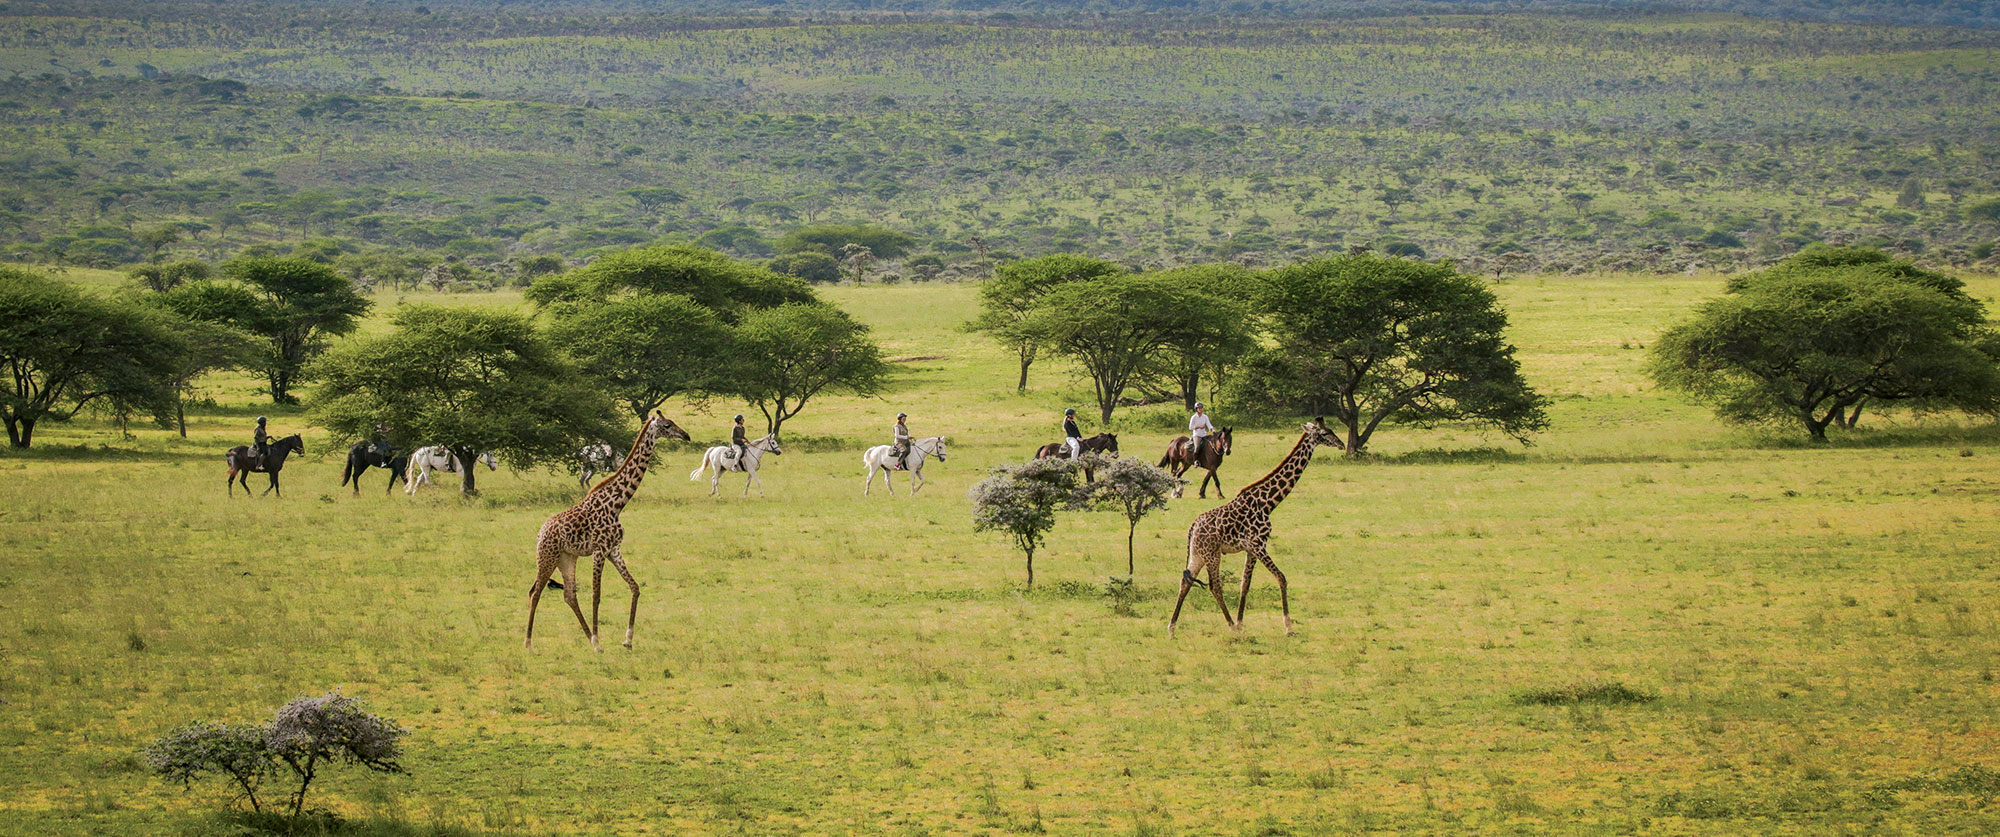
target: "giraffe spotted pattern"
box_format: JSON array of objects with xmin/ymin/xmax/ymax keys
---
[
  {"xmin": 1170, "ymin": 419, "xmax": 1343, "ymax": 637},
  {"xmin": 525, "ymin": 413, "xmax": 690, "ymax": 652}
]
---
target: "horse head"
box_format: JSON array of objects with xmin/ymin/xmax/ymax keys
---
[
  {"xmin": 932, "ymin": 437, "xmax": 947, "ymax": 462},
  {"xmin": 1100, "ymin": 433, "xmax": 1119, "ymax": 456},
  {"xmin": 1217, "ymin": 427, "xmax": 1233, "ymax": 455},
  {"xmin": 761, "ymin": 434, "xmax": 783, "ymax": 455}
]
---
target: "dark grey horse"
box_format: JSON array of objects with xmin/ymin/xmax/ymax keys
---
[{"xmin": 340, "ymin": 443, "xmax": 408, "ymax": 496}]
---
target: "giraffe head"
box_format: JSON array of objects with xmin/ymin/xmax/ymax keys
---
[
  {"xmin": 647, "ymin": 412, "xmax": 692, "ymax": 443},
  {"xmin": 1304, "ymin": 417, "xmax": 1344, "ymax": 450}
]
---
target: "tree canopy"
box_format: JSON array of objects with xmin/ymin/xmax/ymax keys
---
[
  {"xmin": 157, "ymin": 256, "xmax": 370, "ymax": 404},
  {"xmin": 543, "ymin": 293, "xmax": 735, "ymax": 421},
  {"xmin": 524, "ymin": 244, "xmax": 814, "ymax": 318},
  {"xmin": 308, "ymin": 305, "xmax": 620, "ymax": 493},
  {"xmin": 967, "ymin": 254, "xmax": 1126, "ymax": 392},
  {"xmin": 774, "ymin": 224, "xmax": 915, "ymax": 260},
  {"xmin": 1022, "ymin": 273, "xmax": 1245, "ymax": 423},
  {"xmin": 1235, "ymin": 254, "xmax": 1548, "ymax": 455},
  {"xmin": 732, "ymin": 302, "xmax": 888, "ymax": 436},
  {"xmin": 0, "ymin": 267, "xmax": 188, "ymax": 447},
  {"xmin": 1651, "ymin": 251, "xmax": 2000, "ymax": 441}
]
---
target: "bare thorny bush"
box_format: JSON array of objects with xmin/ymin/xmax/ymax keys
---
[{"xmin": 142, "ymin": 690, "xmax": 407, "ymax": 818}]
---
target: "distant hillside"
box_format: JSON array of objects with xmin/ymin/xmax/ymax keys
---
[
  {"xmin": 8, "ymin": 0, "xmax": 1995, "ymax": 30},
  {"xmin": 1, "ymin": 3, "xmax": 1996, "ymax": 278}
]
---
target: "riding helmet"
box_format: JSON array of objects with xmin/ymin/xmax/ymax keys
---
[
  {"xmin": 1064, "ymin": 408, "xmax": 1076, "ymax": 415},
  {"xmin": 1194, "ymin": 402, "xmax": 1206, "ymax": 410},
  {"xmin": 897, "ymin": 412, "xmax": 907, "ymax": 419},
  {"xmin": 734, "ymin": 414, "xmax": 744, "ymax": 421}
]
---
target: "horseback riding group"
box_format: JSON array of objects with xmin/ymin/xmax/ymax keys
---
[{"xmin": 228, "ymin": 400, "xmax": 1234, "ymax": 500}]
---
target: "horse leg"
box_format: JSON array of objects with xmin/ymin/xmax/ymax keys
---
[
  {"xmin": 606, "ymin": 545, "xmax": 639, "ymax": 649},
  {"xmin": 911, "ymin": 466, "xmax": 924, "ymax": 494},
  {"xmin": 264, "ymin": 470, "xmax": 279, "ymax": 497},
  {"xmin": 227, "ymin": 466, "xmax": 237, "ymax": 497},
  {"xmin": 1209, "ymin": 467, "xmax": 1226, "ymax": 499},
  {"xmin": 709, "ymin": 457, "xmax": 722, "ymax": 497}
]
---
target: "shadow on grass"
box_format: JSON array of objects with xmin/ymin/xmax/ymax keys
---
[
  {"xmin": 1743, "ymin": 421, "xmax": 2000, "ymax": 451},
  {"xmin": 1512, "ymin": 681, "xmax": 1658, "ymax": 706},
  {"xmin": 0, "ymin": 442, "xmax": 219, "ymax": 464},
  {"xmin": 216, "ymin": 810, "xmax": 489, "ymax": 836}
]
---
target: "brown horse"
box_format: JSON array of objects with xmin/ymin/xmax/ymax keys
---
[
  {"xmin": 225, "ymin": 434, "xmax": 304, "ymax": 497},
  {"xmin": 1158, "ymin": 427, "xmax": 1232, "ymax": 498},
  {"xmin": 1034, "ymin": 432, "xmax": 1119, "ymax": 481}
]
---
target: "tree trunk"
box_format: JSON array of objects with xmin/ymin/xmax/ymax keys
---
[
  {"xmin": 1016, "ymin": 345, "xmax": 1033, "ymax": 392},
  {"xmin": 1803, "ymin": 409, "xmax": 1832, "ymax": 442},
  {"xmin": 1127, "ymin": 522, "xmax": 1136, "ymax": 577},
  {"xmin": 1024, "ymin": 546, "xmax": 1035, "ymax": 588},
  {"xmin": 5, "ymin": 416, "xmax": 27, "ymax": 448},
  {"xmin": 1180, "ymin": 369, "xmax": 1199, "ymax": 411},
  {"xmin": 176, "ymin": 398, "xmax": 187, "ymax": 438}
]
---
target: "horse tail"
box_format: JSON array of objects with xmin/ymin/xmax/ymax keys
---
[
  {"xmin": 1158, "ymin": 447, "xmax": 1173, "ymax": 468},
  {"xmin": 339, "ymin": 452, "xmax": 355, "ymax": 486},
  {"xmin": 689, "ymin": 453, "xmax": 709, "ymax": 481}
]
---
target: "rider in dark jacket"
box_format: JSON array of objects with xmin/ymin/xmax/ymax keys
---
[
  {"xmin": 252, "ymin": 416, "xmax": 270, "ymax": 469},
  {"xmin": 731, "ymin": 415, "xmax": 748, "ymax": 469},
  {"xmin": 1063, "ymin": 408, "xmax": 1082, "ymax": 460}
]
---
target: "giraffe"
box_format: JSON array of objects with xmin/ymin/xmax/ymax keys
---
[
  {"xmin": 1169, "ymin": 417, "xmax": 1344, "ymax": 638},
  {"xmin": 525, "ymin": 412, "xmax": 690, "ymax": 651}
]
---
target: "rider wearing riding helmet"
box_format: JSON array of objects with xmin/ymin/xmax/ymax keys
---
[
  {"xmin": 891, "ymin": 412, "xmax": 911, "ymax": 467},
  {"xmin": 252, "ymin": 415, "xmax": 270, "ymax": 468},
  {"xmin": 731, "ymin": 414, "xmax": 748, "ymax": 468},
  {"xmin": 1188, "ymin": 402, "xmax": 1215, "ymax": 462},
  {"xmin": 1063, "ymin": 408, "xmax": 1082, "ymax": 461}
]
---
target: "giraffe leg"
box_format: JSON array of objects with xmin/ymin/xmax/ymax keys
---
[
  {"xmin": 1168, "ymin": 569, "xmax": 1196, "ymax": 638},
  {"xmin": 590, "ymin": 554, "xmax": 606, "ymax": 645},
  {"xmin": 558, "ymin": 558, "xmax": 597, "ymax": 652},
  {"xmin": 525, "ymin": 551, "xmax": 556, "ymax": 650},
  {"xmin": 606, "ymin": 545, "xmax": 639, "ymax": 649},
  {"xmin": 1253, "ymin": 544, "xmax": 1292, "ymax": 636},
  {"xmin": 1204, "ymin": 559, "xmax": 1238, "ymax": 632},
  {"xmin": 1235, "ymin": 554, "xmax": 1257, "ymax": 624}
]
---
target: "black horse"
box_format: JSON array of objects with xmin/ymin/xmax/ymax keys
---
[
  {"xmin": 340, "ymin": 443, "xmax": 408, "ymax": 496},
  {"xmin": 1158, "ymin": 426, "xmax": 1233, "ymax": 498},
  {"xmin": 1034, "ymin": 432, "xmax": 1119, "ymax": 481},
  {"xmin": 225, "ymin": 434, "xmax": 304, "ymax": 497}
]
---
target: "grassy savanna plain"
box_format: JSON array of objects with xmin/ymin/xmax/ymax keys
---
[{"xmin": 5, "ymin": 270, "xmax": 2000, "ymax": 834}]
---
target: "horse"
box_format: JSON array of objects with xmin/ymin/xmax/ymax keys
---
[
  {"xmin": 862, "ymin": 436, "xmax": 948, "ymax": 495},
  {"xmin": 690, "ymin": 434, "xmax": 782, "ymax": 496},
  {"xmin": 1158, "ymin": 426, "xmax": 1234, "ymax": 498},
  {"xmin": 1033, "ymin": 432, "xmax": 1119, "ymax": 481},
  {"xmin": 339, "ymin": 443, "xmax": 408, "ymax": 496},
  {"xmin": 577, "ymin": 442, "xmax": 625, "ymax": 489},
  {"xmin": 404, "ymin": 445, "xmax": 498, "ymax": 495},
  {"xmin": 224, "ymin": 434, "xmax": 304, "ymax": 497}
]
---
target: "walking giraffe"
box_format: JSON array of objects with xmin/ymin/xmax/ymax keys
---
[
  {"xmin": 525, "ymin": 413, "xmax": 690, "ymax": 651},
  {"xmin": 1169, "ymin": 417, "xmax": 1344, "ymax": 638}
]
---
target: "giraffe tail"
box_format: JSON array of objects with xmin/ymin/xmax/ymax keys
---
[{"xmin": 1183, "ymin": 569, "xmax": 1208, "ymax": 590}]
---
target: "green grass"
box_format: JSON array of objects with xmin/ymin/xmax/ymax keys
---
[{"xmin": 4, "ymin": 272, "xmax": 2000, "ymax": 833}]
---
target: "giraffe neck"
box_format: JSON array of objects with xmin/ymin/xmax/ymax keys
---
[
  {"xmin": 1235, "ymin": 431, "xmax": 1323, "ymax": 514},
  {"xmin": 589, "ymin": 422, "xmax": 662, "ymax": 515}
]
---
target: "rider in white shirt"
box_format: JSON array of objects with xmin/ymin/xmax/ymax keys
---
[{"xmin": 1188, "ymin": 402, "xmax": 1215, "ymax": 462}]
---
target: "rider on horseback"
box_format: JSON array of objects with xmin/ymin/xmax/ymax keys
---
[
  {"xmin": 730, "ymin": 414, "xmax": 748, "ymax": 470},
  {"xmin": 890, "ymin": 412, "xmax": 911, "ymax": 469},
  {"xmin": 369, "ymin": 422, "xmax": 396, "ymax": 461},
  {"xmin": 1188, "ymin": 402, "xmax": 1215, "ymax": 463},
  {"xmin": 1063, "ymin": 408, "xmax": 1082, "ymax": 461},
  {"xmin": 252, "ymin": 416, "xmax": 270, "ymax": 469}
]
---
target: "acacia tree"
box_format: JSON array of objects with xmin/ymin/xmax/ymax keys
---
[
  {"xmin": 1238, "ymin": 254, "xmax": 1548, "ymax": 456},
  {"xmin": 1651, "ymin": 269, "xmax": 2000, "ymax": 441},
  {"xmin": 1147, "ymin": 264, "xmax": 1258, "ymax": 409},
  {"xmin": 966, "ymin": 254, "xmax": 1124, "ymax": 392},
  {"xmin": 157, "ymin": 257, "xmax": 370, "ymax": 404},
  {"xmin": 309, "ymin": 305, "xmax": 620, "ymax": 494},
  {"xmin": 1021, "ymin": 274, "xmax": 1231, "ymax": 423},
  {"xmin": 544, "ymin": 293, "xmax": 734, "ymax": 421},
  {"xmin": 970, "ymin": 457, "xmax": 1081, "ymax": 588},
  {"xmin": 0, "ymin": 267, "xmax": 186, "ymax": 447},
  {"xmin": 1069, "ymin": 456, "xmax": 1182, "ymax": 576},
  {"xmin": 732, "ymin": 302, "xmax": 887, "ymax": 436}
]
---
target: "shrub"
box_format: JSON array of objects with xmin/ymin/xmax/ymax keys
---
[{"xmin": 142, "ymin": 691, "xmax": 407, "ymax": 818}]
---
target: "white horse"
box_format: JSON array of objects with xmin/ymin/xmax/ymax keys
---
[
  {"xmin": 404, "ymin": 445, "xmax": 498, "ymax": 494},
  {"xmin": 862, "ymin": 436, "xmax": 948, "ymax": 495},
  {"xmin": 690, "ymin": 434, "xmax": 782, "ymax": 496},
  {"xmin": 577, "ymin": 442, "xmax": 624, "ymax": 489}
]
